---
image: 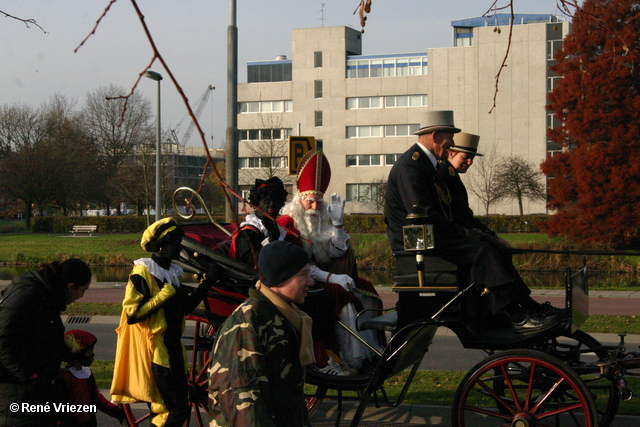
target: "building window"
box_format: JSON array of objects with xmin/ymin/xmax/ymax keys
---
[
  {"xmin": 346, "ymin": 95, "xmax": 427, "ymax": 110},
  {"xmin": 315, "ymin": 111, "xmax": 323, "ymax": 127},
  {"xmin": 238, "ymin": 128, "xmax": 291, "ymax": 141},
  {"xmin": 239, "ymin": 156, "xmax": 287, "ymax": 169},
  {"xmin": 247, "ymin": 61, "xmax": 292, "ymax": 83},
  {"xmin": 346, "ymin": 96, "xmax": 382, "ymax": 109},
  {"xmin": 546, "ymin": 113, "xmax": 561, "ymax": 131},
  {"xmin": 346, "ymin": 183, "xmax": 384, "ymax": 202},
  {"xmin": 384, "ymin": 154, "xmax": 399, "ymax": 165},
  {"xmin": 314, "ymin": 80, "xmax": 323, "ymax": 98},
  {"xmin": 346, "ymin": 125, "xmax": 382, "ymax": 138},
  {"xmin": 454, "ymin": 27, "xmax": 473, "ymax": 47},
  {"xmin": 384, "ymin": 124, "xmax": 420, "ymax": 136},
  {"xmin": 346, "ymin": 154, "xmax": 400, "ymax": 166},
  {"xmin": 347, "ymin": 55, "xmax": 428, "ymax": 79},
  {"xmin": 314, "ymin": 51, "xmax": 323, "ymax": 68},
  {"xmin": 369, "ymin": 59, "xmax": 382, "ymax": 77},
  {"xmin": 238, "ymin": 100, "xmax": 293, "ymax": 114},
  {"xmin": 547, "ymin": 76, "xmax": 562, "ymax": 93},
  {"xmin": 547, "ymin": 39, "xmax": 563, "ymax": 62}
]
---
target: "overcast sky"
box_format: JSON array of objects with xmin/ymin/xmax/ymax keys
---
[{"xmin": 2, "ymin": 0, "xmax": 572, "ymax": 149}]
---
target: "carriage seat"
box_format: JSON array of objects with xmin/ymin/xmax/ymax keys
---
[
  {"xmin": 392, "ymin": 251, "xmax": 458, "ymax": 291},
  {"xmin": 357, "ymin": 308, "xmax": 398, "ymax": 332}
]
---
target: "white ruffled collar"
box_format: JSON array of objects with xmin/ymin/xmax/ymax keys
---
[
  {"xmin": 134, "ymin": 258, "xmax": 184, "ymax": 287},
  {"xmin": 68, "ymin": 366, "xmax": 92, "ymax": 379}
]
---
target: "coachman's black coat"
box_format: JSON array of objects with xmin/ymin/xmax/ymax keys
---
[{"xmin": 384, "ymin": 143, "xmax": 530, "ymax": 315}]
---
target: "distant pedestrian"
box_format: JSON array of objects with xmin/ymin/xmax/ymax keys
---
[
  {"xmin": 0, "ymin": 259, "xmax": 92, "ymax": 427},
  {"xmin": 54, "ymin": 330, "xmax": 125, "ymax": 426}
]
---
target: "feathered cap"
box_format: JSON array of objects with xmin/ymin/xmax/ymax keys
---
[
  {"xmin": 63, "ymin": 330, "xmax": 97, "ymax": 360},
  {"xmin": 140, "ymin": 217, "xmax": 183, "ymax": 252},
  {"xmin": 249, "ymin": 176, "xmax": 287, "ymax": 205},
  {"xmin": 296, "ymin": 150, "xmax": 331, "ymax": 196}
]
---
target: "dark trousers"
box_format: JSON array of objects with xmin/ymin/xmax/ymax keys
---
[
  {"xmin": 152, "ymin": 363, "xmax": 189, "ymax": 427},
  {"xmin": 433, "ymin": 236, "xmax": 530, "ymax": 315}
]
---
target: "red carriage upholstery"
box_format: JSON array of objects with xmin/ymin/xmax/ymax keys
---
[{"xmin": 177, "ymin": 222, "xmax": 254, "ymax": 319}]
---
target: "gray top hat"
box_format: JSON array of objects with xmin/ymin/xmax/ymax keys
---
[
  {"xmin": 450, "ymin": 132, "xmax": 483, "ymax": 156},
  {"xmin": 413, "ymin": 110, "xmax": 462, "ymax": 135}
]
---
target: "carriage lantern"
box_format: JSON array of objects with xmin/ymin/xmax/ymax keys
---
[{"xmin": 403, "ymin": 205, "xmax": 434, "ymax": 287}]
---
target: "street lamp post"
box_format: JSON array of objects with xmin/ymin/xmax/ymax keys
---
[
  {"xmin": 143, "ymin": 70, "xmax": 163, "ymax": 221},
  {"xmin": 225, "ymin": 0, "xmax": 238, "ymax": 222}
]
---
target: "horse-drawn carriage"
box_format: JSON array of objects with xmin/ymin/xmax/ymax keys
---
[{"xmin": 120, "ymin": 194, "xmax": 639, "ymax": 427}]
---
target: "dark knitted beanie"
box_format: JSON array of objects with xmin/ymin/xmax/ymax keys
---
[{"xmin": 258, "ymin": 240, "xmax": 309, "ymax": 287}]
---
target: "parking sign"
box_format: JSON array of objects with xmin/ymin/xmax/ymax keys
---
[{"xmin": 288, "ymin": 136, "xmax": 315, "ymax": 174}]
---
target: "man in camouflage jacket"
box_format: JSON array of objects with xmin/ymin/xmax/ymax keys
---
[{"xmin": 208, "ymin": 240, "xmax": 315, "ymax": 426}]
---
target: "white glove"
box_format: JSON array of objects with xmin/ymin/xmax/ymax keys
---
[
  {"xmin": 327, "ymin": 193, "xmax": 345, "ymax": 227},
  {"xmin": 328, "ymin": 273, "xmax": 355, "ymax": 292}
]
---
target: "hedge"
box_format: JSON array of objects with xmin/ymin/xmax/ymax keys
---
[
  {"xmin": 30, "ymin": 215, "xmax": 227, "ymax": 234},
  {"xmin": 342, "ymin": 214, "xmax": 548, "ymax": 234},
  {"xmin": 31, "ymin": 214, "xmax": 549, "ymax": 234}
]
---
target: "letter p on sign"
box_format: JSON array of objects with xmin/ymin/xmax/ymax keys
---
[{"xmin": 288, "ymin": 136, "xmax": 315, "ymax": 175}]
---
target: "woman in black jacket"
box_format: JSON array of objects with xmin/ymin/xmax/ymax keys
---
[{"xmin": 0, "ymin": 258, "xmax": 92, "ymax": 427}]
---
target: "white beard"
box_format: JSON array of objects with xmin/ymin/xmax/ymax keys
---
[{"xmin": 282, "ymin": 194, "xmax": 334, "ymax": 265}]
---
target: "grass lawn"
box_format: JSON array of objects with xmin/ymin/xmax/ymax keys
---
[{"xmin": 0, "ymin": 233, "xmax": 146, "ymax": 266}]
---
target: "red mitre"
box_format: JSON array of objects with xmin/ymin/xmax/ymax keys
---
[{"xmin": 297, "ymin": 150, "xmax": 331, "ymax": 196}]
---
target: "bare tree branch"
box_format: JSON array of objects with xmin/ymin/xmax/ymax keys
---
[
  {"xmin": 1, "ymin": 10, "xmax": 47, "ymax": 33},
  {"xmin": 74, "ymin": 0, "xmax": 117, "ymax": 52},
  {"xmin": 486, "ymin": 2, "xmax": 514, "ymax": 114},
  {"xmin": 77, "ymin": 0, "xmax": 238, "ymax": 219}
]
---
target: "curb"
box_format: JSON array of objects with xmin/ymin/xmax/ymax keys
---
[{"xmin": 67, "ymin": 314, "xmax": 640, "ymax": 345}]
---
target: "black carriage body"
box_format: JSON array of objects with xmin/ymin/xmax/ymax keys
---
[{"xmin": 156, "ymin": 219, "xmax": 607, "ymax": 427}]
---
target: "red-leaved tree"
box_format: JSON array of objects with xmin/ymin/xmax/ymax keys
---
[{"xmin": 541, "ymin": 0, "xmax": 640, "ymax": 249}]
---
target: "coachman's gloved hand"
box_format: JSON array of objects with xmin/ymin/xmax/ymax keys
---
[{"xmin": 327, "ymin": 193, "xmax": 346, "ymax": 227}]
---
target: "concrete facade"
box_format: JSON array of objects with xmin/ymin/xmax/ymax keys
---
[{"xmin": 237, "ymin": 16, "xmax": 570, "ymax": 215}]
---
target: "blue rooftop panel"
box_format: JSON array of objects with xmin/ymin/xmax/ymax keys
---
[
  {"xmin": 247, "ymin": 60, "xmax": 292, "ymax": 66},
  {"xmin": 451, "ymin": 13, "xmax": 561, "ymax": 28}
]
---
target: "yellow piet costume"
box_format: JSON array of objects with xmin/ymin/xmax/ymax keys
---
[
  {"xmin": 111, "ymin": 218, "xmax": 211, "ymax": 427},
  {"xmin": 110, "ymin": 264, "xmax": 185, "ymax": 426}
]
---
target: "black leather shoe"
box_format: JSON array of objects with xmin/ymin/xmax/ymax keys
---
[
  {"xmin": 512, "ymin": 312, "xmax": 561, "ymax": 336},
  {"xmin": 538, "ymin": 301, "xmax": 570, "ymax": 319}
]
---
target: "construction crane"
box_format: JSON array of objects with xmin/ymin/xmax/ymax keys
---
[{"xmin": 170, "ymin": 85, "xmax": 215, "ymax": 150}]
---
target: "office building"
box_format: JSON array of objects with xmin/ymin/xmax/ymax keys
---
[{"xmin": 237, "ymin": 14, "xmax": 570, "ymax": 215}]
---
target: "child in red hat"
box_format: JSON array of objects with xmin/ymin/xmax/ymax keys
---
[{"xmin": 54, "ymin": 330, "xmax": 124, "ymax": 426}]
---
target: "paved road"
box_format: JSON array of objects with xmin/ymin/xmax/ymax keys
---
[
  {"xmin": 56, "ymin": 282, "xmax": 640, "ymax": 315},
  {"xmin": 93, "ymin": 401, "xmax": 640, "ymax": 427},
  {"xmin": 4, "ymin": 282, "xmax": 640, "ymax": 426}
]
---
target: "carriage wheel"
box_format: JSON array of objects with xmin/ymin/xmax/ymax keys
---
[
  {"xmin": 453, "ymin": 349, "xmax": 597, "ymax": 427},
  {"xmin": 532, "ymin": 330, "xmax": 619, "ymax": 427},
  {"xmin": 304, "ymin": 384, "xmax": 328, "ymax": 416},
  {"xmin": 122, "ymin": 314, "xmax": 218, "ymax": 427}
]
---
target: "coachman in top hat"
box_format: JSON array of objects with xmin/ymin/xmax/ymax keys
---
[{"xmin": 385, "ymin": 110, "xmax": 565, "ymax": 336}]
